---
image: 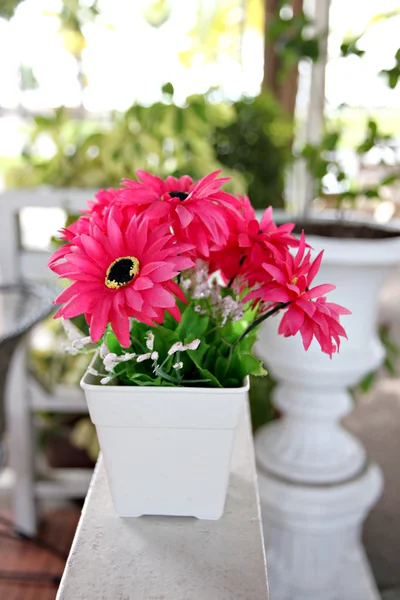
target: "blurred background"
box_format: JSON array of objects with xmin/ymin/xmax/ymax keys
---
[{"xmin": 0, "ymin": 0, "xmax": 400, "ymax": 598}]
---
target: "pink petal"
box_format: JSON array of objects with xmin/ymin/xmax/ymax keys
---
[
  {"xmin": 295, "ymin": 298, "xmax": 316, "ymax": 318},
  {"xmin": 80, "ymin": 235, "xmax": 107, "ymax": 268},
  {"xmin": 259, "ymin": 206, "xmax": 273, "ymax": 230},
  {"xmin": 140, "ymin": 261, "xmax": 169, "ymax": 277},
  {"xmin": 136, "ymin": 170, "xmax": 165, "ymax": 194},
  {"xmin": 166, "ymin": 304, "xmax": 181, "ymax": 322},
  {"xmin": 285, "ymin": 304, "xmax": 305, "ymax": 335},
  {"xmin": 304, "ymin": 284, "xmax": 336, "ymax": 300},
  {"xmin": 238, "ymin": 233, "xmax": 251, "ymax": 248},
  {"xmin": 142, "ymin": 286, "xmax": 175, "ymax": 308},
  {"xmin": 125, "ymin": 287, "xmax": 143, "ymax": 311},
  {"xmin": 144, "ymin": 201, "xmax": 171, "ymax": 220},
  {"xmin": 107, "ymin": 212, "xmax": 126, "ymax": 256},
  {"xmin": 133, "ymin": 276, "xmax": 154, "ymax": 290},
  {"xmin": 176, "ymin": 204, "xmax": 194, "ymax": 228},
  {"xmin": 294, "ymin": 231, "xmax": 306, "ymax": 268},
  {"xmin": 111, "ymin": 311, "xmax": 131, "ymax": 347},
  {"xmin": 262, "ymin": 263, "xmax": 287, "ymax": 285},
  {"xmin": 307, "ymin": 251, "xmax": 324, "ymax": 287},
  {"xmin": 300, "ymin": 318, "xmax": 314, "ymax": 350},
  {"xmin": 90, "ymin": 295, "xmax": 112, "ymax": 342},
  {"xmin": 164, "ymin": 279, "xmax": 187, "ymax": 303}
]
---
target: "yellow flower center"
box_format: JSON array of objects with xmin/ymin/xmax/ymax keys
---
[
  {"xmin": 105, "ymin": 256, "xmax": 140, "ymax": 290},
  {"xmin": 292, "ymin": 276, "xmax": 298, "ymax": 284}
]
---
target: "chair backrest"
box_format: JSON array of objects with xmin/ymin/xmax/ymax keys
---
[{"xmin": 0, "ymin": 188, "xmax": 94, "ymax": 283}]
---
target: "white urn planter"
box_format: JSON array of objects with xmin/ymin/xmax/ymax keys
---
[
  {"xmin": 81, "ymin": 360, "xmax": 248, "ymax": 520},
  {"xmin": 254, "ymin": 215, "xmax": 400, "ymax": 600}
]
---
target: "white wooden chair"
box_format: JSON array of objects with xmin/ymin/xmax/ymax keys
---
[{"xmin": 0, "ymin": 188, "xmax": 95, "ymax": 535}]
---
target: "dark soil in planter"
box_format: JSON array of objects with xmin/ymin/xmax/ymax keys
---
[{"xmin": 292, "ymin": 221, "xmax": 400, "ymax": 240}]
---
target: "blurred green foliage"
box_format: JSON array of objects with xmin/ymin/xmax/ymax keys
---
[
  {"xmin": 249, "ymin": 372, "xmax": 277, "ymax": 431},
  {"xmin": 6, "ymin": 87, "xmax": 292, "ymax": 208},
  {"xmin": 353, "ymin": 324, "xmax": 400, "ymax": 396},
  {"xmin": 267, "ymin": 3, "xmax": 321, "ymax": 79},
  {"xmin": 299, "ymin": 119, "xmax": 400, "ymax": 209},
  {"xmin": 0, "ymin": 0, "xmax": 23, "ymax": 19},
  {"xmin": 213, "ymin": 95, "xmax": 293, "ymax": 208}
]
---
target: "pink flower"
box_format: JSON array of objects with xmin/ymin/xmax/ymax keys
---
[
  {"xmin": 245, "ymin": 233, "xmax": 350, "ymax": 356},
  {"xmin": 210, "ymin": 203, "xmax": 299, "ymax": 287},
  {"xmin": 117, "ymin": 170, "xmax": 240, "ymax": 258},
  {"xmin": 86, "ymin": 187, "xmax": 119, "ymax": 219},
  {"xmin": 48, "ymin": 207, "xmax": 194, "ymax": 347}
]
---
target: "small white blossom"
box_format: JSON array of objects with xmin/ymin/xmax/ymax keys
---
[
  {"xmin": 137, "ymin": 352, "xmax": 152, "ymax": 363},
  {"xmin": 62, "ymin": 318, "xmax": 84, "ymax": 342},
  {"xmin": 146, "ymin": 332, "xmax": 154, "ymax": 351},
  {"xmin": 119, "ymin": 353, "xmax": 136, "ymax": 362},
  {"xmin": 100, "ymin": 376, "xmax": 111, "ymax": 385},
  {"xmin": 183, "ymin": 339, "xmax": 201, "ymax": 351},
  {"xmin": 173, "ymin": 361, "xmax": 184, "ymax": 370},
  {"xmin": 168, "ymin": 342, "xmax": 183, "ymax": 355},
  {"xmin": 151, "ymin": 351, "xmax": 159, "ymax": 361},
  {"xmin": 71, "ymin": 336, "xmax": 92, "ymax": 350},
  {"xmin": 181, "ymin": 277, "xmax": 192, "ymax": 290},
  {"xmin": 100, "ymin": 343, "xmax": 109, "ymax": 359},
  {"xmin": 103, "ymin": 353, "xmax": 119, "ymax": 372},
  {"xmin": 63, "ymin": 344, "xmax": 79, "ymax": 356},
  {"xmin": 87, "ymin": 366, "xmax": 99, "ymax": 376}
]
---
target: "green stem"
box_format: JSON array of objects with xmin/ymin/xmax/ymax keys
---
[
  {"xmin": 131, "ymin": 335, "xmax": 147, "ymax": 353},
  {"xmin": 233, "ymin": 302, "xmax": 291, "ymax": 348}
]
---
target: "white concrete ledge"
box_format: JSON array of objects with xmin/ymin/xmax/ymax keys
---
[{"xmin": 57, "ymin": 407, "xmax": 269, "ymax": 600}]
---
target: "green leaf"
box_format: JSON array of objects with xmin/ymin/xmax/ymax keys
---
[
  {"xmin": 195, "ymin": 367, "xmax": 223, "ymax": 388},
  {"xmin": 238, "ymin": 353, "xmax": 267, "ymax": 377},
  {"xmin": 162, "ymin": 82, "xmax": 174, "ymax": 97},
  {"xmin": 358, "ymin": 371, "xmax": 375, "ymax": 393},
  {"xmin": 106, "ymin": 331, "xmax": 123, "ymax": 355}
]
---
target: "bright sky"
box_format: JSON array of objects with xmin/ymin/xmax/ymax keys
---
[
  {"xmin": 0, "ymin": 0, "xmax": 263, "ymax": 111},
  {"xmin": 327, "ymin": 0, "xmax": 400, "ymax": 109},
  {"xmin": 0, "ymin": 0, "xmax": 399, "ymax": 166},
  {"xmin": 0, "ymin": 0, "xmax": 399, "ymax": 113}
]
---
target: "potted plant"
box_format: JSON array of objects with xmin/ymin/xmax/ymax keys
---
[{"xmin": 48, "ymin": 170, "xmax": 348, "ymax": 520}]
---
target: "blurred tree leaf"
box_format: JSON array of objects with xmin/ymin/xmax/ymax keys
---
[
  {"xmin": 0, "ymin": 0, "xmax": 24, "ymax": 19},
  {"xmin": 380, "ymin": 48, "xmax": 400, "ymax": 89},
  {"xmin": 6, "ymin": 89, "xmax": 290, "ymax": 210}
]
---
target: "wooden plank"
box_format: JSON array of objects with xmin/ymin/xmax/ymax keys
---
[
  {"xmin": 0, "ymin": 188, "xmax": 94, "ymax": 212},
  {"xmin": 57, "ymin": 407, "xmax": 269, "ymax": 600},
  {"xmin": 0, "ymin": 468, "xmax": 92, "ymax": 499},
  {"xmin": 29, "ymin": 379, "xmax": 88, "ymax": 413}
]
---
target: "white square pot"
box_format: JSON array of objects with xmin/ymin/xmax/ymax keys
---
[{"xmin": 81, "ymin": 359, "xmax": 249, "ymax": 520}]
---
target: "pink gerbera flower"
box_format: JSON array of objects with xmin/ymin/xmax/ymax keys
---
[
  {"xmin": 86, "ymin": 187, "xmax": 119, "ymax": 219},
  {"xmin": 117, "ymin": 170, "xmax": 240, "ymax": 258},
  {"xmin": 244, "ymin": 233, "xmax": 351, "ymax": 356},
  {"xmin": 48, "ymin": 208, "xmax": 194, "ymax": 347},
  {"xmin": 210, "ymin": 203, "xmax": 299, "ymax": 287}
]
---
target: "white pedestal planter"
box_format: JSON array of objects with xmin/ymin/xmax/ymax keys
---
[
  {"xmin": 81, "ymin": 364, "xmax": 248, "ymax": 520},
  {"xmin": 255, "ymin": 222, "xmax": 400, "ymax": 600}
]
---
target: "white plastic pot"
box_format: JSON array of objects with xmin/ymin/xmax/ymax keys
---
[{"xmin": 81, "ymin": 360, "xmax": 248, "ymax": 520}]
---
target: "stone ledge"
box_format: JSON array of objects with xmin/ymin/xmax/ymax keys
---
[{"xmin": 56, "ymin": 406, "xmax": 269, "ymax": 600}]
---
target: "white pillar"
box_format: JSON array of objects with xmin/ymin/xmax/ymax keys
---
[
  {"xmin": 287, "ymin": 0, "xmax": 331, "ymax": 215},
  {"xmin": 254, "ymin": 232, "xmax": 400, "ymax": 599}
]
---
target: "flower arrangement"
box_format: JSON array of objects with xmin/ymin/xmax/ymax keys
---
[{"xmin": 49, "ymin": 170, "xmax": 350, "ymax": 388}]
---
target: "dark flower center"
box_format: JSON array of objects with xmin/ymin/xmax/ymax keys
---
[
  {"xmin": 168, "ymin": 190, "xmax": 189, "ymax": 201},
  {"xmin": 105, "ymin": 256, "xmax": 140, "ymax": 290}
]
